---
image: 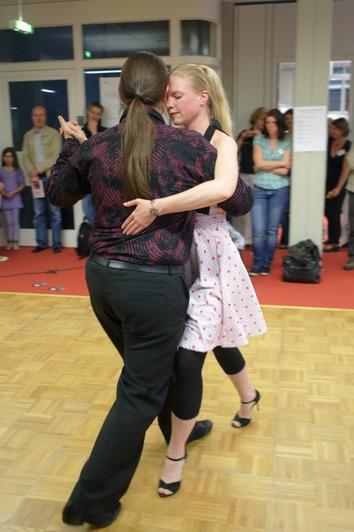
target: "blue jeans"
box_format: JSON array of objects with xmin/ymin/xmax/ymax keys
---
[
  {"xmin": 251, "ymin": 186, "xmax": 290, "ymax": 270},
  {"xmin": 82, "ymin": 194, "xmax": 95, "ymax": 225},
  {"xmin": 33, "ymin": 177, "xmax": 62, "ymax": 248}
]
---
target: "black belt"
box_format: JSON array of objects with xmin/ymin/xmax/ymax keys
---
[{"xmin": 91, "ymin": 255, "xmax": 184, "ymax": 274}]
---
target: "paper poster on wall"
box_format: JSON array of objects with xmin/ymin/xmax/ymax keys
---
[
  {"xmin": 293, "ymin": 106, "xmax": 327, "ymax": 152},
  {"xmin": 99, "ymin": 77, "xmax": 123, "ymax": 128},
  {"xmin": 99, "ymin": 77, "xmax": 170, "ymax": 126}
]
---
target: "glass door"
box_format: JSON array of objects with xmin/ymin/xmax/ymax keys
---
[{"xmin": 0, "ymin": 69, "xmax": 81, "ymax": 247}]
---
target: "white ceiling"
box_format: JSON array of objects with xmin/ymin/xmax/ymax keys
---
[
  {"xmin": 0, "ymin": 0, "xmax": 83, "ymax": 5},
  {"xmin": 0, "ymin": 0, "xmax": 296, "ymax": 5},
  {"xmin": 0, "ymin": 0, "xmax": 343, "ymax": 6}
]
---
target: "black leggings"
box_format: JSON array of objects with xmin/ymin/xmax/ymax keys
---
[{"xmin": 172, "ymin": 346, "xmax": 246, "ymax": 420}]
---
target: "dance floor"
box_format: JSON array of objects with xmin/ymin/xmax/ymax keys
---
[{"xmin": 0, "ymin": 293, "xmax": 353, "ymax": 531}]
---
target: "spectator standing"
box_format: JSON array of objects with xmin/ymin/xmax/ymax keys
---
[
  {"xmin": 324, "ymin": 118, "xmax": 351, "ymax": 252},
  {"xmin": 0, "ymin": 148, "xmax": 25, "ymax": 250},
  {"xmin": 22, "ymin": 105, "xmax": 62, "ymax": 253},
  {"xmin": 343, "ymin": 146, "xmax": 354, "ymax": 270},
  {"xmin": 81, "ymin": 102, "xmax": 107, "ymax": 225},
  {"xmin": 279, "ymin": 108, "xmax": 293, "ymax": 248},
  {"xmin": 250, "ymin": 109, "xmax": 292, "ymax": 275}
]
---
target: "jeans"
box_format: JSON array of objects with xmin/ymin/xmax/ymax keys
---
[
  {"xmin": 251, "ymin": 185, "xmax": 290, "ymax": 270},
  {"xmin": 82, "ymin": 194, "xmax": 95, "ymax": 225},
  {"xmin": 33, "ymin": 177, "xmax": 62, "ymax": 248}
]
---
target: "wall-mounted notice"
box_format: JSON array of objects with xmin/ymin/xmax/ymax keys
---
[
  {"xmin": 293, "ymin": 106, "xmax": 327, "ymax": 152},
  {"xmin": 99, "ymin": 77, "xmax": 123, "ymax": 128}
]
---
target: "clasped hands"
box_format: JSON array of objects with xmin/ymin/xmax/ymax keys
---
[
  {"xmin": 326, "ymin": 187, "xmax": 340, "ymax": 199},
  {"xmin": 58, "ymin": 115, "xmax": 87, "ymax": 144}
]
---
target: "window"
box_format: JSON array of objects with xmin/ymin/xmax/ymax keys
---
[
  {"xmin": 181, "ymin": 20, "xmax": 216, "ymax": 57},
  {"xmin": 328, "ymin": 61, "xmax": 351, "ymax": 119},
  {"xmin": 278, "ymin": 61, "xmax": 352, "ymax": 120},
  {"xmin": 0, "ymin": 26, "xmax": 73, "ymax": 62},
  {"xmin": 82, "ymin": 21, "xmax": 170, "ymax": 59}
]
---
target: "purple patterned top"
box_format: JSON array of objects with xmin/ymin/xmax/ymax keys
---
[
  {"xmin": 47, "ymin": 109, "xmax": 218, "ymax": 266},
  {"xmin": 0, "ymin": 167, "xmax": 24, "ymax": 210}
]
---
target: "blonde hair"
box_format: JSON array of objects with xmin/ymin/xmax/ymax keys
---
[
  {"xmin": 171, "ymin": 64, "xmax": 233, "ymax": 136},
  {"xmin": 249, "ymin": 107, "xmax": 267, "ymax": 126}
]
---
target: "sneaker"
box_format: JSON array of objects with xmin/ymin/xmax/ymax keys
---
[
  {"xmin": 249, "ymin": 268, "xmax": 261, "ymax": 276},
  {"xmin": 260, "ymin": 267, "xmax": 271, "ymax": 275},
  {"xmin": 343, "ymin": 260, "xmax": 354, "ymax": 271},
  {"xmin": 53, "ymin": 245, "xmax": 63, "ymax": 254},
  {"xmin": 323, "ymin": 244, "xmax": 340, "ymax": 252},
  {"xmin": 0, "ymin": 256, "xmax": 9, "ymax": 262},
  {"xmin": 32, "ymin": 246, "xmax": 48, "ymax": 253}
]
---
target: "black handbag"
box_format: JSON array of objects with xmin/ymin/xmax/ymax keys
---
[
  {"xmin": 282, "ymin": 255, "xmax": 321, "ymax": 284},
  {"xmin": 282, "ymin": 239, "xmax": 321, "ymax": 283}
]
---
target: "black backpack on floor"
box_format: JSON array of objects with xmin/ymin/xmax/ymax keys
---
[
  {"xmin": 76, "ymin": 220, "xmax": 92, "ymax": 259},
  {"xmin": 282, "ymin": 239, "xmax": 321, "ymax": 284}
]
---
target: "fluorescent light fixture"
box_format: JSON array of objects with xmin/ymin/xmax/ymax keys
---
[
  {"xmin": 9, "ymin": 1, "xmax": 34, "ymax": 34},
  {"xmin": 85, "ymin": 70, "xmax": 122, "ymax": 75},
  {"xmin": 41, "ymin": 88, "xmax": 56, "ymax": 94},
  {"xmin": 11, "ymin": 106, "xmax": 18, "ymax": 110},
  {"xmin": 9, "ymin": 18, "xmax": 33, "ymax": 34}
]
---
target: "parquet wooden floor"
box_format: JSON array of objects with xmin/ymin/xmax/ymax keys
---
[{"xmin": 0, "ymin": 293, "xmax": 353, "ymax": 532}]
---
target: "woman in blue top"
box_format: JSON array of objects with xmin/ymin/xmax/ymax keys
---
[{"xmin": 250, "ymin": 109, "xmax": 292, "ymax": 275}]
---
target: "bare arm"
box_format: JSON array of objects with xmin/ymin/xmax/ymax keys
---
[
  {"xmin": 122, "ymin": 135, "xmax": 238, "ymax": 235},
  {"xmin": 159, "ymin": 135, "xmax": 237, "ymax": 213},
  {"xmin": 253, "ymin": 143, "xmax": 290, "ymax": 172}
]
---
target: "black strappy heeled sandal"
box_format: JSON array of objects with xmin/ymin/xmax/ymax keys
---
[
  {"xmin": 158, "ymin": 453, "xmax": 187, "ymax": 498},
  {"xmin": 232, "ymin": 390, "xmax": 261, "ymax": 428}
]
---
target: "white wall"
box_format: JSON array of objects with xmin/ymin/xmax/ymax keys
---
[{"xmin": 227, "ymin": 0, "xmax": 354, "ymax": 135}]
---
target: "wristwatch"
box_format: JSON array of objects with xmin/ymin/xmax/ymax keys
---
[{"xmin": 149, "ymin": 199, "xmax": 160, "ymax": 217}]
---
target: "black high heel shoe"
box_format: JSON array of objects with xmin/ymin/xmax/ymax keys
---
[
  {"xmin": 232, "ymin": 390, "xmax": 261, "ymax": 428},
  {"xmin": 158, "ymin": 453, "xmax": 187, "ymax": 498}
]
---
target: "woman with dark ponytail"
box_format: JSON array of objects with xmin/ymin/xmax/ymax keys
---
[{"xmin": 47, "ymin": 51, "xmax": 245, "ymax": 528}]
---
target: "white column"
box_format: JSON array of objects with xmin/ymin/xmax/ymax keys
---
[{"xmin": 289, "ymin": 0, "xmax": 332, "ymax": 249}]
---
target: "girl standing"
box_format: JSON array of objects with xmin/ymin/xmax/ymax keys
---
[{"xmin": 0, "ymin": 148, "xmax": 25, "ymax": 250}]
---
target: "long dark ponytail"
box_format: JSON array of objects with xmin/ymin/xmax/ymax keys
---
[{"xmin": 119, "ymin": 52, "xmax": 168, "ymax": 199}]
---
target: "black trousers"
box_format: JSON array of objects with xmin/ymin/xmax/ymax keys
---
[
  {"xmin": 325, "ymin": 189, "xmax": 346, "ymax": 244},
  {"xmin": 158, "ymin": 346, "xmax": 246, "ymax": 429},
  {"xmin": 349, "ymin": 191, "xmax": 354, "ymax": 260},
  {"xmin": 69, "ymin": 258, "xmax": 188, "ymax": 515}
]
